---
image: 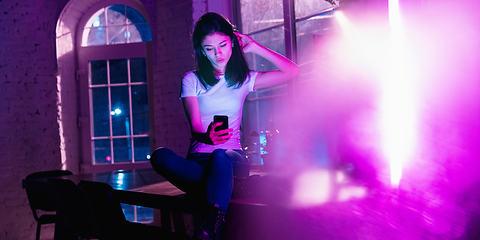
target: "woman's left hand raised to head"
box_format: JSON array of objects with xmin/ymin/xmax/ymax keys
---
[
  {"xmin": 235, "ymin": 32, "xmax": 300, "ymax": 90},
  {"xmin": 235, "ymin": 32, "xmax": 258, "ymax": 54}
]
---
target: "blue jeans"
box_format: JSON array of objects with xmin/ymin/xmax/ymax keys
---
[{"xmin": 150, "ymin": 148, "xmax": 249, "ymax": 212}]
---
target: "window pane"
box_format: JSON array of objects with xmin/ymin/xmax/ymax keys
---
[
  {"xmin": 255, "ymin": 84, "xmax": 288, "ymax": 98},
  {"xmin": 83, "ymin": 5, "xmax": 151, "ymax": 46},
  {"xmin": 92, "ymin": 87, "xmax": 110, "ymax": 137},
  {"xmin": 121, "ymin": 204, "xmax": 153, "ymax": 223},
  {"xmin": 135, "ymin": 206, "xmax": 154, "ymax": 223},
  {"xmin": 83, "ymin": 27, "xmax": 107, "ymax": 46},
  {"xmin": 113, "ymin": 138, "xmax": 131, "ymax": 163},
  {"xmin": 130, "ymin": 58, "xmax": 147, "ymax": 83},
  {"xmin": 126, "ymin": 6, "xmax": 147, "ymax": 24},
  {"xmin": 111, "ymin": 86, "xmax": 130, "ymax": 136},
  {"xmin": 108, "ymin": 25, "xmax": 127, "ymax": 45},
  {"xmin": 121, "ymin": 204, "xmax": 135, "ymax": 221},
  {"xmin": 93, "ymin": 139, "xmax": 111, "ymax": 164},
  {"xmin": 131, "ymin": 85, "xmax": 149, "ymax": 135},
  {"xmin": 242, "ymin": 96, "xmax": 289, "ymax": 165},
  {"xmin": 85, "ymin": 8, "xmax": 106, "ymax": 27},
  {"xmin": 107, "ymin": 5, "xmax": 126, "ymax": 26},
  {"xmin": 247, "ymin": 26, "xmax": 285, "ymax": 72},
  {"xmin": 294, "ymin": 0, "xmax": 334, "ymax": 19},
  {"xmin": 131, "ymin": 23, "xmax": 152, "ymax": 42},
  {"xmin": 240, "ymin": 0, "xmax": 284, "ymax": 34},
  {"xmin": 134, "ymin": 137, "xmax": 150, "ymax": 162},
  {"xmin": 91, "ymin": 60, "xmax": 108, "ymax": 85},
  {"xmin": 296, "ymin": 15, "xmax": 334, "ymax": 66},
  {"xmin": 110, "ymin": 59, "xmax": 128, "ymax": 84}
]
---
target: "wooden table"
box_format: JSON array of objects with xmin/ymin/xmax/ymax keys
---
[
  {"xmin": 22, "ymin": 168, "xmax": 277, "ymax": 239},
  {"xmin": 22, "ymin": 168, "xmax": 268, "ymax": 211}
]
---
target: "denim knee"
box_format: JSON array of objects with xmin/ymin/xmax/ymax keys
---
[
  {"xmin": 150, "ymin": 147, "xmax": 176, "ymax": 170},
  {"xmin": 210, "ymin": 149, "xmax": 232, "ymax": 166}
]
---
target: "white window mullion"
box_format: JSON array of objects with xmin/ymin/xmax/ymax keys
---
[
  {"xmin": 127, "ymin": 58, "xmax": 135, "ymax": 162},
  {"xmin": 88, "ymin": 62, "xmax": 96, "ymax": 163},
  {"xmin": 107, "ymin": 60, "xmax": 114, "ymax": 164},
  {"xmin": 105, "ymin": 7, "xmax": 109, "ymax": 46}
]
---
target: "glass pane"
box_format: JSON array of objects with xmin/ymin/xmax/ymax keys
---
[
  {"xmin": 135, "ymin": 206, "xmax": 154, "ymax": 223},
  {"xmin": 295, "ymin": 0, "xmax": 334, "ymax": 19},
  {"xmin": 113, "ymin": 138, "xmax": 131, "ymax": 163},
  {"xmin": 91, "ymin": 60, "xmax": 108, "ymax": 85},
  {"xmin": 131, "ymin": 85, "xmax": 149, "ymax": 135},
  {"xmin": 106, "ymin": 5, "xmax": 126, "ymax": 26},
  {"xmin": 83, "ymin": 4, "xmax": 151, "ymax": 46},
  {"xmin": 111, "ymin": 86, "xmax": 130, "ymax": 136},
  {"xmin": 108, "ymin": 25, "xmax": 127, "ymax": 44},
  {"xmin": 134, "ymin": 137, "xmax": 150, "ymax": 162},
  {"xmin": 240, "ymin": 0, "xmax": 284, "ymax": 34},
  {"xmin": 243, "ymin": 96, "xmax": 289, "ymax": 165},
  {"xmin": 109, "ymin": 59, "xmax": 128, "ymax": 84},
  {"xmin": 130, "ymin": 58, "xmax": 147, "ymax": 83},
  {"xmin": 121, "ymin": 204, "xmax": 135, "ymax": 221},
  {"xmin": 126, "ymin": 6, "xmax": 147, "ymax": 24},
  {"xmin": 296, "ymin": 16, "xmax": 333, "ymax": 65},
  {"xmin": 121, "ymin": 204, "xmax": 153, "ymax": 223},
  {"xmin": 93, "ymin": 139, "xmax": 111, "ymax": 164},
  {"xmin": 130, "ymin": 23, "xmax": 152, "ymax": 43},
  {"xmin": 247, "ymin": 26, "xmax": 285, "ymax": 71},
  {"xmin": 92, "ymin": 87, "xmax": 110, "ymax": 137},
  {"xmin": 126, "ymin": 25, "xmax": 141, "ymax": 43},
  {"xmin": 255, "ymin": 84, "xmax": 287, "ymax": 98},
  {"xmin": 83, "ymin": 27, "xmax": 107, "ymax": 46},
  {"xmin": 85, "ymin": 8, "xmax": 106, "ymax": 27}
]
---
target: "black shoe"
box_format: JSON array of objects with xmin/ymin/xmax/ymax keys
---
[{"xmin": 192, "ymin": 204, "xmax": 225, "ymax": 240}]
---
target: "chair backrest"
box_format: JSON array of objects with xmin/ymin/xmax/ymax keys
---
[
  {"xmin": 25, "ymin": 170, "xmax": 73, "ymax": 218},
  {"xmin": 48, "ymin": 178, "xmax": 96, "ymax": 238},
  {"xmin": 77, "ymin": 180, "xmax": 127, "ymax": 238}
]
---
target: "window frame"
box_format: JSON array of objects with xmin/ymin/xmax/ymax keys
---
[
  {"xmin": 76, "ymin": 2, "xmax": 154, "ymax": 173},
  {"xmin": 233, "ymin": 0, "xmax": 337, "ymax": 165}
]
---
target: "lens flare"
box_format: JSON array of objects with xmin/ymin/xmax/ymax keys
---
[{"xmin": 334, "ymin": 1, "xmax": 418, "ymax": 188}]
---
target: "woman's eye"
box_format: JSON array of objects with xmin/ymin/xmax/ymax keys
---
[
  {"xmin": 220, "ymin": 44, "xmax": 227, "ymax": 48},
  {"xmin": 205, "ymin": 48, "xmax": 213, "ymax": 51}
]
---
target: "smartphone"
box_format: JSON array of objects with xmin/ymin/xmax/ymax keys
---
[{"xmin": 213, "ymin": 115, "xmax": 228, "ymax": 132}]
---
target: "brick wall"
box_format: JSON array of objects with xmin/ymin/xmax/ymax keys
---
[
  {"xmin": 0, "ymin": 0, "xmax": 201, "ymax": 238},
  {"xmin": 153, "ymin": 0, "xmax": 203, "ymax": 156},
  {"xmin": 0, "ymin": 0, "xmax": 69, "ymax": 239}
]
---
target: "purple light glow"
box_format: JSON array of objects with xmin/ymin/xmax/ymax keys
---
[{"xmin": 254, "ymin": 0, "xmax": 480, "ymax": 239}]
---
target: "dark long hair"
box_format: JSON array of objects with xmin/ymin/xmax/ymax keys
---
[{"xmin": 192, "ymin": 12, "xmax": 250, "ymax": 89}]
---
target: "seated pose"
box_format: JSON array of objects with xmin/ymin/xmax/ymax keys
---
[{"xmin": 150, "ymin": 12, "xmax": 299, "ymax": 240}]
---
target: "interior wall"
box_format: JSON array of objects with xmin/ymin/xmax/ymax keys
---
[
  {"xmin": 0, "ymin": 0, "xmax": 199, "ymax": 238},
  {"xmin": 0, "ymin": 0, "xmax": 69, "ymax": 238}
]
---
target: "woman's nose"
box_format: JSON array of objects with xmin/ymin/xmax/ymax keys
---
[{"xmin": 215, "ymin": 47, "xmax": 222, "ymax": 55}]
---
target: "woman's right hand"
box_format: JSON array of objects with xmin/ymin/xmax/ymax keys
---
[{"xmin": 206, "ymin": 122, "xmax": 233, "ymax": 145}]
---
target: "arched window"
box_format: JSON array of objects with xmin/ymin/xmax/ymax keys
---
[
  {"xmin": 81, "ymin": 4, "xmax": 152, "ymax": 46},
  {"xmin": 76, "ymin": 3, "xmax": 153, "ymax": 172}
]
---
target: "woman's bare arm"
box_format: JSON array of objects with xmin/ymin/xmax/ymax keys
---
[
  {"xmin": 182, "ymin": 97, "xmax": 232, "ymax": 145},
  {"xmin": 236, "ymin": 33, "xmax": 300, "ymax": 90}
]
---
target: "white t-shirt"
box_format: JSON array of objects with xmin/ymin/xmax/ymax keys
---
[{"xmin": 180, "ymin": 71, "xmax": 258, "ymax": 153}]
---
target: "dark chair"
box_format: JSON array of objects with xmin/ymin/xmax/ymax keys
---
[
  {"xmin": 47, "ymin": 178, "xmax": 96, "ymax": 240},
  {"xmin": 25, "ymin": 170, "xmax": 73, "ymax": 240},
  {"xmin": 77, "ymin": 180, "xmax": 189, "ymax": 240}
]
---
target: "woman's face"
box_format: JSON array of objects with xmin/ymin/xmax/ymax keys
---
[{"xmin": 201, "ymin": 32, "xmax": 233, "ymax": 73}]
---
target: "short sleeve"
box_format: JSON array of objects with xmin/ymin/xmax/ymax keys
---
[{"xmin": 180, "ymin": 72, "xmax": 199, "ymax": 98}]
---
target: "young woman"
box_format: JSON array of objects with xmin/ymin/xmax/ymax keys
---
[{"xmin": 150, "ymin": 12, "xmax": 299, "ymax": 240}]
